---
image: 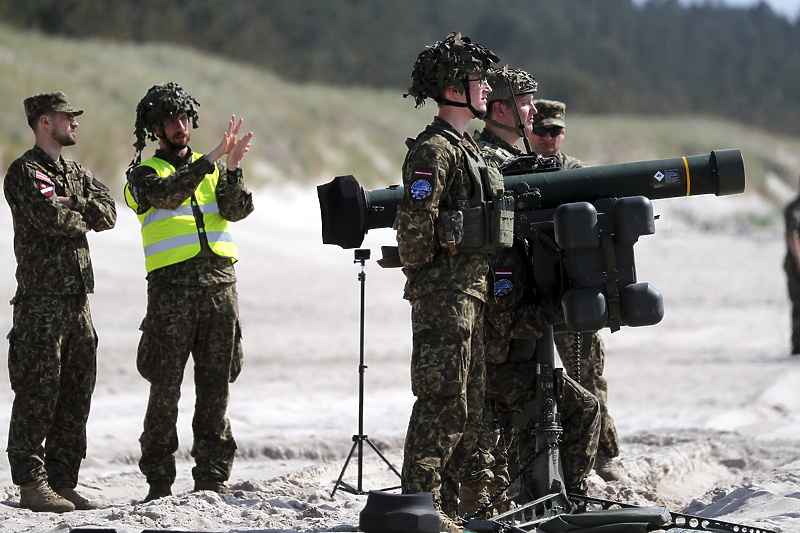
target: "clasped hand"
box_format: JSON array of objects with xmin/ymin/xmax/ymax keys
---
[{"xmin": 207, "ymin": 115, "xmax": 254, "ymax": 171}]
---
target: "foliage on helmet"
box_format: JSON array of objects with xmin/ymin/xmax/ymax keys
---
[
  {"xmin": 486, "ymin": 67, "xmax": 538, "ymax": 103},
  {"xmin": 133, "ymin": 82, "xmax": 200, "ymax": 151},
  {"xmin": 406, "ymin": 32, "xmax": 500, "ymax": 108}
]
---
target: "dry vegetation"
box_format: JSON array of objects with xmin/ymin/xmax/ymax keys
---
[{"xmin": 0, "ymin": 22, "xmax": 799, "ymax": 220}]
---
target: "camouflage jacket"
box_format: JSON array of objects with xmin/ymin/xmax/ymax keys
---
[
  {"xmin": 473, "ymin": 128, "xmax": 522, "ymax": 168},
  {"xmin": 394, "ymin": 116, "xmax": 491, "ymax": 302},
  {"xmin": 473, "ymin": 131, "xmax": 561, "ymax": 362},
  {"xmin": 126, "ymin": 147, "xmax": 254, "ymax": 286},
  {"xmin": 483, "ymin": 241, "xmax": 562, "ymax": 363},
  {"xmin": 3, "ymin": 145, "xmax": 117, "ymax": 299},
  {"xmin": 558, "ymin": 151, "xmax": 587, "ymax": 170}
]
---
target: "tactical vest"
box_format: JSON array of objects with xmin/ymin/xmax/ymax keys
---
[
  {"xmin": 124, "ymin": 153, "xmax": 237, "ymax": 272},
  {"xmin": 421, "ymin": 124, "xmax": 514, "ymax": 254},
  {"xmin": 475, "ymin": 137, "xmax": 517, "ymax": 167}
]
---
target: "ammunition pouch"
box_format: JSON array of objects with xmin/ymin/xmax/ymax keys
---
[
  {"xmin": 485, "ymin": 337, "xmax": 509, "ymax": 364},
  {"xmin": 436, "ymin": 153, "xmax": 514, "ymax": 255},
  {"xmin": 436, "ymin": 209, "xmax": 465, "ymax": 253}
]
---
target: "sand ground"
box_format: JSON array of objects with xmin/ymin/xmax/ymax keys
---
[{"xmin": 0, "ymin": 184, "xmax": 797, "ymax": 533}]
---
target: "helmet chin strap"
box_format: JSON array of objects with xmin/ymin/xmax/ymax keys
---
[
  {"xmin": 435, "ymin": 79, "xmax": 486, "ymax": 119},
  {"xmin": 484, "ymin": 117, "xmax": 519, "ymax": 134}
]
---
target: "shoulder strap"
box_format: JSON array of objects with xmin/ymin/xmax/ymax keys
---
[{"xmin": 423, "ymin": 123, "xmax": 462, "ymax": 145}]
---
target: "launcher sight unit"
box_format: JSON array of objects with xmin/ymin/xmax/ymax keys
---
[{"xmin": 318, "ymin": 149, "xmax": 745, "ymax": 332}]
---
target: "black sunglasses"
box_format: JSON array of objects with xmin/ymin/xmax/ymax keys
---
[{"xmin": 532, "ymin": 126, "xmax": 564, "ymax": 138}]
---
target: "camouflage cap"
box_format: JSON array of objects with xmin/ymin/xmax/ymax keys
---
[
  {"xmin": 486, "ymin": 67, "xmax": 538, "ymax": 103},
  {"xmin": 533, "ymin": 99, "xmax": 566, "ymax": 128},
  {"xmin": 406, "ymin": 32, "xmax": 499, "ymax": 108},
  {"xmin": 24, "ymin": 92, "xmax": 83, "ymax": 120}
]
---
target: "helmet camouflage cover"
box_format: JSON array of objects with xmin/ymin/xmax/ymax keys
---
[
  {"xmin": 406, "ymin": 32, "xmax": 500, "ymax": 108},
  {"xmin": 486, "ymin": 66, "xmax": 537, "ymax": 103},
  {"xmin": 133, "ymin": 82, "xmax": 200, "ymax": 152}
]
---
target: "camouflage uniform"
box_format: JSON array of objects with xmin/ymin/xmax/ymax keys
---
[
  {"xmin": 461, "ymin": 129, "xmax": 600, "ymax": 499},
  {"xmin": 396, "ymin": 116, "xmax": 494, "ymax": 516},
  {"xmin": 4, "ymin": 143, "xmax": 116, "ymax": 489},
  {"xmin": 483, "ymin": 243, "xmax": 600, "ymax": 494},
  {"xmin": 556, "ymin": 152, "xmax": 587, "ymax": 170},
  {"xmin": 784, "ymin": 193, "xmax": 800, "ymax": 353},
  {"xmin": 126, "ymin": 148, "xmax": 253, "ymax": 487}
]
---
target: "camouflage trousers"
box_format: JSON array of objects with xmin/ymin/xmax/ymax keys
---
[
  {"xmin": 137, "ymin": 282, "xmax": 243, "ymax": 485},
  {"xmin": 6, "ymin": 293, "xmax": 97, "ymax": 488},
  {"xmin": 462, "ymin": 358, "xmax": 600, "ymax": 494},
  {"xmin": 784, "ymin": 262, "xmax": 800, "ymax": 351},
  {"xmin": 402, "ymin": 291, "xmax": 486, "ymax": 517},
  {"xmin": 555, "ymin": 331, "xmax": 619, "ymax": 458}
]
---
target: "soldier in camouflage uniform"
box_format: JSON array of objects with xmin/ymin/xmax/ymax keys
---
[
  {"xmin": 395, "ymin": 32, "xmax": 505, "ymax": 533},
  {"xmin": 529, "ymin": 99, "xmax": 621, "ymax": 482},
  {"xmin": 459, "ymin": 70, "xmax": 600, "ymax": 515},
  {"xmin": 783, "ymin": 177, "xmax": 800, "ymax": 355},
  {"xmin": 3, "ymin": 92, "xmax": 117, "ymax": 512},
  {"xmin": 124, "ymin": 83, "xmax": 254, "ymax": 502},
  {"xmin": 482, "ymin": 244, "xmax": 600, "ymax": 499}
]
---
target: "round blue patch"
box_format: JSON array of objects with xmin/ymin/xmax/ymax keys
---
[
  {"xmin": 494, "ymin": 279, "xmax": 514, "ymax": 297},
  {"xmin": 410, "ymin": 179, "xmax": 432, "ymax": 200}
]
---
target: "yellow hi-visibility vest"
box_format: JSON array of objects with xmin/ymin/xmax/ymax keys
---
[{"xmin": 124, "ymin": 153, "xmax": 238, "ymax": 272}]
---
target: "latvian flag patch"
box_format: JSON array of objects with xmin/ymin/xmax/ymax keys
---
[{"xmin": 35, "ymin": 171, "xmax": 54, "ymax": 197}]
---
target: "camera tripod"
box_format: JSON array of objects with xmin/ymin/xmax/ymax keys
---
[{"xmin": 331, "ymin": 248, "xmax": 402, "ymax": 497}]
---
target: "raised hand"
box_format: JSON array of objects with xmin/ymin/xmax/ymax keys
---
[
  {"xmin": 226, "ymin": 131, "xmax": 253, "ymax": 171},
  {"xmin": 207, "ymin": 115, "xmax": 245, "ymax": 164}
]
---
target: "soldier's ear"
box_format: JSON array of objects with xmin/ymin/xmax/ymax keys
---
[{"xmin": 447, "ymin": 85, "xmax": 463, "ymax": 97}]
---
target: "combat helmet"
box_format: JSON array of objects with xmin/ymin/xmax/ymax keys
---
[
  {"xmin": 486, "ymin": 67, "xmax": 537, "ymax": 103},
  {"xmin": 405, "ymin": 32, "xmax": 499, "ymax": 117},
  {"xmin": 132, "ymin": 82, "xmax": 200, "ymax": 153},
  {"xmin": 483, "ymin": 66, "xmax": 538, "ymax": 136}
]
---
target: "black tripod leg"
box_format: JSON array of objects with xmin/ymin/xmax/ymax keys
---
[
  {"xmin": 332, "ymin": 438, "xmax": 362, "ymax": 497},
  {"xmin": 365, "ymin": 437, "xmax": 402, "ymax": 478},
  {"xmin": 331, "ymin": 250, "xmax": 402, "ymax": 496}
]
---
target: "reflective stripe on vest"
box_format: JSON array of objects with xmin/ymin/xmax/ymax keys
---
[{"xmin": 124, "ymin": 153, "xmax": 238, "ymax": 272}]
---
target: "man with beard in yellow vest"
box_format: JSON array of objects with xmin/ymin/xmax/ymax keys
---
[{"xmin": 124, "ymin": 82, "xmax": 254, "ymax": 502}]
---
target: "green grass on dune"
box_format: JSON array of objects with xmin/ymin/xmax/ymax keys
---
[{"xmin": 1, "ymin": 23, "xmax": 798, "ymax": 229}]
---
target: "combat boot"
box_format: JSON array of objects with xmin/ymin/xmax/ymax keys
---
[
  {"xmin": 436, "ymin": 505, "xmax": 463, "ymax": 533},
  {"xmin": 54, "ymin": 487, "xmax": 101, "ymax": 510},
  {"xmin": 457, "ymin": 481, "xmax": 490, "ymax": 516},
  {"xmin": 19, "ymin": 480, "xmax": 75, "ymax": 513},
  {"xmin": 595, "ymin": 454, "xmax": 621, "ymax": 482},
  {"xmin": 193, "ymin": 480, "xmax": 234, "ymax": 494},
  {"xmin": 143, "ymin": 482, "xmax": 172, "ymax": 502}
]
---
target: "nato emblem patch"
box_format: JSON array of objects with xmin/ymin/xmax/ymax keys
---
[
  {"xmin": 410, "ymin": 178, "xmax": 432, "ymax": 200},
  {"xmin": 494, "ymin": 268, "xmax": 513, "ymax": 297},
  {"xmin": 494, "ymin": 279, "xmax": 513, "ymax": 297}
]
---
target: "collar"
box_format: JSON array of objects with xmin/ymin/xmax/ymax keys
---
[
  {"xmin": 154, "ymin": 146, "xmax": 195, "ymax": 168},
  {"xmin": 475, "ymin": 129, "xmax": 521, "ymax": 156}
]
